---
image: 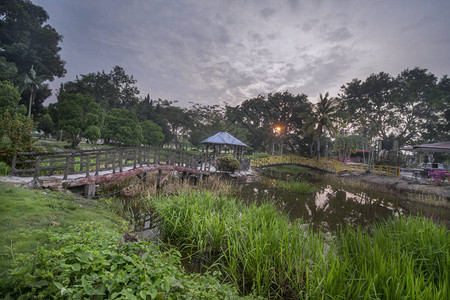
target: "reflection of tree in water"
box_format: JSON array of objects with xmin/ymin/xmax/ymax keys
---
[{"xmin": 238, "ymin": 178, "xmax": 403, "ymax": 233}]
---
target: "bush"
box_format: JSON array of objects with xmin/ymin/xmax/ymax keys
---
[
  {"xmin": 0, "ymin": 161, "xmax": 11, "ymax": 176},
  {"xmin": 4, "ymin": 223, "xmax": 247, "ymax": 299},
  {"xmin": 0, "ymin": 111, "xmax": 36, "ymax": 164},
  {"xmin": 217, "ymin": 156, "xmax": 240, "ymax": 172}
]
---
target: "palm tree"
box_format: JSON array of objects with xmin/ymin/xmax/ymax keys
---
[
  {"xmin": 21, "ymin": 65, "xmax": 50, "ymax": 118},
  {"xmin": 302, "ymin": 93, "xmax": 347, "ymax": 160}
]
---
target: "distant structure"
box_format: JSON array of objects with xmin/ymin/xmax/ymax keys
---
[{"xmin": 201, "ymin": 132, "xmax": 248, "ymax": 160}]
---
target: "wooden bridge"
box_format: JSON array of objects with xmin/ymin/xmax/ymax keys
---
[
  {"xmin": 10, "ymin": 147, "xmax": 212, "ymax": 197},
  {"xmin": 251, "ymin": 155, "xmax": 401, "ymax": 177}
]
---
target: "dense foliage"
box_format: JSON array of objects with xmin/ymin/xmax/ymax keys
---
[
  {"xmin": 0, "ymin": 111, "xmax": 35, "ymax": 164},
  {"xmin": 48, "ymin": 93, "xmax": 103, "ymax": 147},
  {"xmin": 216, "ymin": 156, "xmax": 240, "ymax": 172},
  {"xmin": 5, "ymin": 223, "xmax": 246, "ymax": 299},
  {"xmin": 0, "ymin": 0, "xmax": 65, "ymax": 115},
  {"xmin": 155, "ymin": 191, "xmax": 449, "ymax": 299}
]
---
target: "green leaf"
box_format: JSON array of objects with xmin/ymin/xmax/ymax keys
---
[{"xmin": 71, "ymin": 263, "xmax": 81, "ymax": 271}]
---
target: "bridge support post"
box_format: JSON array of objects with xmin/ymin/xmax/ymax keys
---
[
  {"xmin": 84, "ymin": 183, "xmax": 96, "ymax": 199},
  {"xmin": 156, "ymin": 169, "xmax": 162, "ymax": 190}
]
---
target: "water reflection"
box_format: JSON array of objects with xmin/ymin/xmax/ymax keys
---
[{"xmin": 236, "ymin": 169, "xmax": 418, "ymax": 233}]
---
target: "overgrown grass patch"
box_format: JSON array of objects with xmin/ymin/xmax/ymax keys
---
[
  {"xmin": 275, "ymin": 179, "xmax": 316, "ymax": 193},
  {"xmin": 0, "ymin": 184, "xmax": 123, "ymax": 271},
  {"xmin": 154, "ymin": 191, "xmax": 330, "ymax": 298},
  {"xmin": 153, "ymin": 191, "xmax": 449, "ymax": 299},
  {"xmin": 265, "ymin": 164, "xmax": 307, "ymax": 175}
]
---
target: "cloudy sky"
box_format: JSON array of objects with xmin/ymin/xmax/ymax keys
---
[{"xmin": 33, "ymin": 0, "xmax": 450, "ymax": 106}]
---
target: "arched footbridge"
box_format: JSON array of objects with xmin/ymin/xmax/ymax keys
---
[
  {"xmin": 10, "ymin": 147, "xmax": 212, "ymax": 197},
  {"xmin": 251, "ymin": 155, "xmax": 401, "ymax": 177}
]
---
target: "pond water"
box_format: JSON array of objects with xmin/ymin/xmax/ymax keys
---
[{"xmin": 235, "ymin": 168, "xmax": 449, "ymax": 233}]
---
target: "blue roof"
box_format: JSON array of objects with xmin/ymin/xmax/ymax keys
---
[{"xmin": 201, "ymin": 132, "xmax": 248, "ymax": 147}]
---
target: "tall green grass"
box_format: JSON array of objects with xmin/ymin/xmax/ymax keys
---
[
  {"xmin": 328, "ymin": 217, "xmax": 449, "ymax": 299},
  {"xmin": 0, "ymin": 162, "xmax": 11, "ymax": 176},
  {"xmin": 153, "ymin": 191, "xmax": 449, "ymax": 299},
  {"xmin": 154, "ymin": 191, "xmax": 330, "ymax": 298},
  {"xmin": 276, "ymin": 179, "xmax": 316, "ymax": 193}
]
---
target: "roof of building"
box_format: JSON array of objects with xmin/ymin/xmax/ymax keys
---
[
  {"xmin": 200, "ymin": 132, "xmax": 248, "ymax": 147},
  {"xmin": 412, "ymin": 141, "xmax": 450, "ymax": 153}
]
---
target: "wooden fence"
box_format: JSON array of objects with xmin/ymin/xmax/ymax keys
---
[
  {"xmin": 251, "ymin": 155, "xmax": 401, "ymax": 178},
  {"xmin": 10, "ymin": 147, "xmax": 207, "ymax": 180}
]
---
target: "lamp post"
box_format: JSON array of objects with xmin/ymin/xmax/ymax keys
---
[{"xmin": 273, "ymin": 126, "xmax": 284, "ymax": 156}]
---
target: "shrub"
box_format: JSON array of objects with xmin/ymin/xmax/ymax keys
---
[
  {"xmin": 275, "ymin": 180, "xmax": 316, "ymax": 193},
  {"xmin": 217, "ymin": 156, "xmax": 240, "ymax": 172},
  {"xmin": 4, "ymin": 223, "xmax": 247, "ymax": 299},
  {"xmin": 0, "ymin": 111, "xmax": 36, "ymax": 164},
  {"xmin": 0, "ymin": 161, "xmax": 11, "ymax": 176}
]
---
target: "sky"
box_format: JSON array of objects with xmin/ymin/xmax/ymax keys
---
[{"xmin": 33, "ymin": 0, "xmax": 450, "ymax": 107}]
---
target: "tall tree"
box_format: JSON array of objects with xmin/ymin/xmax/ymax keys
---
[
  {"xmin": 61, "ymin": 66, "xmax": 139, "ymax": 111},
  {"xmin": 0, "ymin": 0, "xmax": 66, "ymax": 114},
  {"xmin": 48, "ymin": 93, "xmax": 103, "ymax": 147},
  {"xmin": 21, "ymin": 65, "xmax": 50, "ymax": 117},
  {"xmin": 302, "ymin": 93, "xmax": 347, "ymax": 160}
]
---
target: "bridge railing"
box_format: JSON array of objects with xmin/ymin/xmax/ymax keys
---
[
  {"xmin": 251, "ymin": 155, "xmax": 401, "ymax": 178},
  {"xmin": 11, "ymin": 147, "xmax": 207, "ymax": 179}
]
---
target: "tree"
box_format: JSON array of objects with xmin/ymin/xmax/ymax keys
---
[
  {"xmin": 103, "ymin": 109, "xmax": 143, "ymax": 146},
  {"xmin": 0, "ymin": 80, "xmax": 24, "ymax": 114},
  {"xmin": 1, "ymin": 0, "xmax": 66, "ymax": 114},
  {"xmin": 84, "ymin": 126, "xmax": 101, "ymax": 144},
  {"xmin": 140, "ymin": 120, "xmax": 164, "ymax": 147},
  {"xmin": 61, "ymin": 66, "xmax": 139, "ymax": 111},
  {"xmin": 21, "ymin": 65, "xmax": 50, "ymax": 117},
  {"xmin": 302, "ymin": 93, "xmax": 347, "ymax": 160},
  {"xmin": 37, "ymin": 114, "xmax": 54, "ymax": 137},
  {"xmin": 339, "ymin": 68, "xmax": 447, "ymax": 145},
  {"xmin": 333, "ymin": 134, "xmax": 359, "ymax": 159},
  {"xmin": 0, "ymin": 0, "xmax": 65, "ymax": 78},
  {"xmin": 49, "ymin": 93, "xmax": 103, "ymax": 147},
  {"xmin": 0, "ymin": 111, "xmax": 35, "ymax": 164}
]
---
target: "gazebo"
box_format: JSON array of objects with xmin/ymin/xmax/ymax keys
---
[{"xmin": 201, "ymin": 132, "xmax": 248, "ymax": 160}]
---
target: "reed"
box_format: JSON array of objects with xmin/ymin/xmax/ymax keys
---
[
  {"xmin": 153, "ymin": 191, "xmax": 449, "ymax": 299},
  {"xmin": 275, "ymin": 179, "xmax": 316, "ymax": 193},
  {"xmin": 327, "ymin": 216, "xmax": 449, "ymax": 299},
  {"xmin": 154, "ymin": 191, "xmax": 330, "ymax": 298}
]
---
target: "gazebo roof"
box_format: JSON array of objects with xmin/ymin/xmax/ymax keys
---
[{"xmin": 201, "ymin": 132, "xmax": 248, "ymax": 147}]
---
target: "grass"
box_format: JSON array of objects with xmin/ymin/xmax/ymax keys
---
[
  {"xmin": 153, "ymin": 191, "xmax": 449, "ymax": 299},
  {"xmin": 275, "ymin": 179, "xmax": 316, "ymax": 193},
  {"xmin": 154, "ymin": 191, "xmax": 330, "ymax": 298},
  {"xmin": 332, "ymin": 217, "xmax": 449, "ymax": 299},
  {"xmin": 265, "ymin": 164, "xmax": 307, "ymax": 175},
  {"xmin": 0, "ymin": 185, "xmax": 248, "ymax": 299},
  {"xmin": 0, "ymin": 162, "xmax": 10, "ymax": 176},
  {"xmin": 34, "ymin": 138, "xmax": 114, "ymax": 153},
  {"xmin": 0, "ymin": 184, "xmax": 124, "ymax": 271}
]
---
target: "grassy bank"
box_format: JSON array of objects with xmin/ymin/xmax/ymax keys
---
[
  {"xmin": 0, "ymin": 185, "xmax": 248, "ymax": 299},
  {"xmin": 154, "ymin": 191, "xmax": 449, "ymax": 299},
  {"xmin": 275, "ymin": 179, "xmax": 316, "ymax": 193}
]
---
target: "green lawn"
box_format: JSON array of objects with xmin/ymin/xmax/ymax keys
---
[{"xmin": 0, "ymin": 184, "xmax": 123, "ymax": 271}]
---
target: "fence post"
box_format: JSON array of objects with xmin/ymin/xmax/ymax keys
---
[
  {"xmin": 95, "ymin": 153, "xmax": 100, "ymax": 176},
  {"xmin": 10, "ymin": 153, "xmax": 17, "ymax": 176},
  {"xmin": 85, "ymin": 154, "xmax": 90, "ymax": 177},
  {"xmin": 133, "ymin": 149, "xmax": 137, "ymax": 169},
  {"xmin": 119, "ymin": 151, "xmax": 123, "ymax": 172},
  {"xmin": 64, "ymin": 157, "xmax": 69, "ymax": 180},
  {"xmin": 34, "ymin": 156, "xmax": 40, "ymax": 180}
]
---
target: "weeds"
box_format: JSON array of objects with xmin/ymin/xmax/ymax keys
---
[
  {"xmin": 275, "ymin": 179, "xmax": 316, "ymax": 193},
  {"xmin": 154, "ymin": 191, "xmax": 449, "ymax": 299}
]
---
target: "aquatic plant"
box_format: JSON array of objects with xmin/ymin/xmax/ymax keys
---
[
  {"xmin": 154, "ymin": 191, "xmax": 330, "ymax": 298},
  {"xmin": 275, "ymin": 179, "xmax": 316, "ymax": 193},
  {"xmin": 154, "ymin": 191, "xmax": 449, "ymax": 299},
  {"xmin": 330, "ymin": 217, "xmax": 449, "ymax": 299}
]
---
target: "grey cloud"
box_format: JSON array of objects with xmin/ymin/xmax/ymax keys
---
[
  {"xmin": 325, "ymin": 27, "xmax": 353, "ymax": 42},
  {"xmin": 260, "ymin": 7, "xmax": 277, "ymax": 20}
]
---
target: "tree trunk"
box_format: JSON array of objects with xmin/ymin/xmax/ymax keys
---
[
  {"xmin": 28, "ymin": 87, "xmax": 34, "ymax": 118},
  {"xmin": 317, "ymin": 136, "xmax": 321, "ymax": 160}
]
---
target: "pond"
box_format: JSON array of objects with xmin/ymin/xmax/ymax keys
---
[{"xmin": 236, "ymin": 167, "xmax": 449, "ymax": 233}]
